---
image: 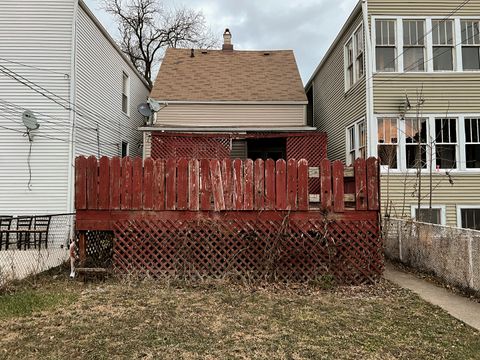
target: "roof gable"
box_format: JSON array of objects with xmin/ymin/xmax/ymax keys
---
[{"xmin": 150, "ymin": 48, "xmax": 307, "ymax": 102}]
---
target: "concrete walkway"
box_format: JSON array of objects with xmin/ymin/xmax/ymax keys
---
[{"xmin": 384, "ymin": 263, "xmax": 480, "ymax": 331}]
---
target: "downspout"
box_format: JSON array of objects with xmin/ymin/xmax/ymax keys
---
[
  {"xmin": 362, "ymin": 0, "xmax": 375, "ymax": 158},
  {"xmin": 66, "ymin": 1, "xmax": 78, "ymax": 219}
]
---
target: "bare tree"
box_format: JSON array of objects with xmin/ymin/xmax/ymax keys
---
[{"xmin": 103, "ymin": 0, "xmax": 218, "ymax": 87}]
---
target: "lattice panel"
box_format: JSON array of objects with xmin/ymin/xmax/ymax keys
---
[
  {"xmin": 112, "ymin": 217, "xmax": 382, "ymax": 284},
  {"xmin": 151, "ymin": 135, "xmax": 230, "ymax": 160},
  {"xmin": 75, "ymin": 231, "xmax": 114, "ymax": 268},
  {"xmin": 286, "ymin": 133, "xmax": 327, "ymax": 194}
]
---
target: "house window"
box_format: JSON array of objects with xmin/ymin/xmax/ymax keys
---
[
  {"xmin": 344, "ymin": 25, "xmax": 365, "ymax": 90},
  {"xmin": 465, "ymin": 118, "xmax": 480, "ymax": 168},
  {"xmin": 432, "ymin": 20, "xmax": 454, "ymax": 71},
  {"xmin": 122, "ymin": 72, "xmax": 129, "ymax": 114},
  {"xmin": 405, "ymin": 118, "xmax": 428, "ymax": 169},
  {"xmin": 461, "ymin": 20, "xmax": 480, "ymax": 70},
  {"xmin": 345, "ymin": 39, "xmax": 354, "ymax": 89},
  {"xmin": 346, "ymin": 120, "xmax": 366, "ymax": 165},
  {"xmin": 376, "ymin": 19, "xmax": 396, "ymax": 72},
  {"xmin": 435, "ymin": 118, "xmax": 457, "ymax": 169},
  {"xmin": 121, "ymin": 141, "xmax": 129, "ymax": 157},
  {"xmin": 403, "ymin": 20, "xmax": 425, "ymax": 72},
  {"xmin": 355, "ymin": 25, "xmax": 365, "ymax": 79},
  {"xmin": 347, "ymin": 125, "xmax": 356, "ymax": 165},
  {"xmin": 412, "ymin": 206, "xmax": 443, "ymax": 225},
  {"xmin": 460, "ymin": 208, "xmax": 480, "ymax": 230},
  {"xmin": 377, "ymin": 118, "xmax": 398, "ymax": 168}
]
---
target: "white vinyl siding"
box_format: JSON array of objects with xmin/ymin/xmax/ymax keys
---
[
  {"xmin": 0, "ymin": 0, "xmax": 75, "ymax": 215},
  {"xmin": 154, "ymin": 103, "xmax": 306, "ymax": 128},
  {"xmin": 74, "ymin": 4, "xmax": 149, "ymax": 158}
]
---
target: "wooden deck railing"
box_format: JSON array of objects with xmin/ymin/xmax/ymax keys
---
[{"xmin": 75, "ymin": 156, "xmax": 379, "ymax": 213}]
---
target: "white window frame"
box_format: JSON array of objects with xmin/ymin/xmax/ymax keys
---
[
  {"xmin": 377, "ymin": 117, "xmax": 399, "ymax": 170},
  {"xmin": 431, "ymin": 19, "xmax": 456, "ymax": 72},
  {"xmin": 463, "ymin": 117, "xmax": 480, "ymax": 170},
  {"xmin": 375, "ymin": 114, "xmax": 480, "ymax": 174},
  {"xmin": 456, "ymin": 205, "xmax": 480, "ymax": 229},
  {"xmin": 410, "ymin": 204, "xmax": 446, "ymax": 225},
  {"xmin": 122, "ymin": 71, "xmax": 130, "ymax": 116},
  {"xmin": 344, "ymin": 23, "xmax": 365, "ymax": 92},
  {"xmin": 434, "ymin": 117, "xmax": 458, "ymax": 170},
  {"xmin": 345, "ymin": 118, "xmax": 366, "ymax": 165},
  {"xmin": 371, "ymin": 16, "xmax": 480, "ymax": 73},
  {"xmin": 402, "ymin": 19, "xmax": 427, "ymax": 72}
]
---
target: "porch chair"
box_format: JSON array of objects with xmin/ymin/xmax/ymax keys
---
[
  {"xmin": 33, "ymin": 216, "xmax": 51, "ymax": 249},
  {"xmin": 16, "ymin": 216, "xmax": 33, "ymax": 250},
  {"xmin": 0, "ymin": 216, "xmax": 13, "ymax": 250}
]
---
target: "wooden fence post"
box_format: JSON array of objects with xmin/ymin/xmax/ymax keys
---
[
  {"xmin": 165, "ymin": 158, "xmax": 177, "ymax": 210},
  {"xmin": 132, "ymin": 158, "xmax": 143, "ymax": 210},
  {"xmin": 287, "ymin": 159, "xmax": 298, "ymax": 210},
  {"xmin": 210, "ymin": 159, "xmax": 225, "ymax": 211},
  {"xmin": 189, "ymin": 159, "xmax": 199, "ymax": 211},
  {"xmin": 86, "ymin": 156, "xmax": 98, "ymax": 210},
  {"xmin": 320, "ymin": 159, "xmax": 332, "ymax": 211},
  {"xmin": 366, "ymin": 157, "xmax": 380, "ymax": 210},
  {"xmin": 354, "ymin": 158, "xmax": 368, "ymax": 210},
  {"xmin": 110, "ymin": 157, "xmax": 121, "ymax": 210},
  {"xmin": 177, "ymin": 159, "xmax": 189, "ymax": 210},
  {"xmin": 332, "ymin": 160, "xmax": 345, "ymax": 213},
  {"xmin": 121, "ymin": 157, "xmax": 132, "ymax": 210},
  {"xmin": 75, "ymin": 156, "xmax": 87, "ymax": 210},
  {"xmin": 254, "ymin": 159, "xmax": 265, "ymax": 210},
  {"xmin": 79, "ymin": 231, "xmax": 86, "ymax": 267},
  {"xmin": 153, "ymin": 159, "xmax": 165, "ymax": 210},
  {"xmin": 244, "ymin": 159, "xmax": 254, "ymax": 210},
  {"xmin": 232, "ymin": 159, "xmax": 244, "ymax": 210},
  {"xmin": 143, "ymin": 158, "xmax": 154, "ymax": 210},
  {"xmin": 297, "ymin": 159, "xmax": 309, "ymax": 211},
  {"xmin": 265, "ymin": 159, "xmax": 275, "ymax": 210}
]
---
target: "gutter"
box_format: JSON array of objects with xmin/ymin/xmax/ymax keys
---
[
  {"xmin": 150, "ymin": 100, "xmax": 309, "ymax": 105},
  {"xmin": 138, "ymin": 126, "xmax": 318, "ymax": 132}
]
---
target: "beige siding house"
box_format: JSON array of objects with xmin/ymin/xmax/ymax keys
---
[
  {"xmin": 306, "ymin": 0, "xmax": 480, "ymax": 230},
  {"xmin": 141, "ymin": 30, "xmax": 326, "ymax": 162}
]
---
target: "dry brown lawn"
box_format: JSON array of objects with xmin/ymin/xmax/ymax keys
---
[{"xmin": 0, "ymin": 268, "xmax": 479, "ymax": 359}]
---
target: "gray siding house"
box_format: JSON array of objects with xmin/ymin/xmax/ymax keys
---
[
  {"xmin": 306, "ymin": 0, "xmax": 480, "ymax": 229},
  {"xmin": 0, "ymin": 0, "xmax": 150, "ymax": 216}
]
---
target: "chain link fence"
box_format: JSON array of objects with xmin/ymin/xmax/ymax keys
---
[
  {"xmin": 0, "ymin": 214, "xmax": 74, "ymax": 287},
  {"xmin": 383, "ymin": 218, "xmax": 480, "ymax": 293}
]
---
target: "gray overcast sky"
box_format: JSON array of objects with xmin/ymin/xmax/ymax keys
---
[{"xmin": 84, "ymin": 0, "xmax": 358, "ymax": 84}]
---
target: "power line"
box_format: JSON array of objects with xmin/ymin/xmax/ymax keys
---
[
  {"xmin": 0, "ymin": 63, "xmax": 144, "ymax": 137},
  {"xmin": 0, "ymin": 56, "xmax": 70, "ymax": 78},
  {"xmin": 0, "ymin": 118, "xmax": 120, "ymax": 147}
]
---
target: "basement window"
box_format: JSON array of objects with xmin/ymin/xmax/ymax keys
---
[
  {"xmin": 465, "ymin": 118, "xmax": 480, "ymax": 168},
  {"xmin": 412, "ymin": 206, "xmax": 443, "ymax": 225},
  {"xmin": 460, "ymin": 208, "xmax": 480, "ymax": 230}
]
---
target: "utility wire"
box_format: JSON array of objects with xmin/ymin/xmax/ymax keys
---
[
  {"xmin": 0, "ymin": 56, "xmax": 70, "ymax": 78},
  {"xmin": 0, "ymin": 63, "xmax": 143, "ymax": 135}
]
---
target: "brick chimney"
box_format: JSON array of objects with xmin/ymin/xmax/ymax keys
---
[{"xmin": 222, "ymin": 28, "xmax": 233, "ymax": 51}]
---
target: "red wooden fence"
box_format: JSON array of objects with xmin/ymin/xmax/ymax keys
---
[
  {"xmin": 75, "ymin": 156, "xmax": 382, "ymax": 284},
  {"xmin": 75, "ymin": 156, "xmax": 379, "ymax": 214}
]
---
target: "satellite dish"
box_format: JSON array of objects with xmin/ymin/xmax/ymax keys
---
[
  {"xmin": 147, "ymin": 98, "xmax": 163, "ymax": 112},
  {"xmin": 22, "ymin": 110, "xmax": 39, "ymax": 130},
  {"xmin": 137, "ymin": 103, "xmax": 152, "ymax": 117}
]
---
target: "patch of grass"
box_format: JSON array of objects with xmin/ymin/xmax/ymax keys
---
[
  {"xmin": 0, "ymin": 290, "xmax": 77, "ymax": 320},
  {"xmin": 0, "ymin": 275, "xmax": 479, "ymax": 359}
]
